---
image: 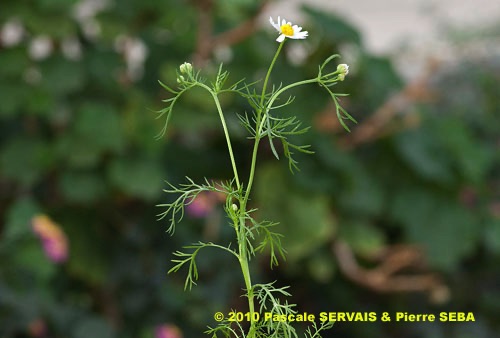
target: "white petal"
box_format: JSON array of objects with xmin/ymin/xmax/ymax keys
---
[
  {"xmin": 276, "ymin": 34, "xmax": 286, "ymax": 42},
  {"xmin": 293, "ymin": 31, "xmax": 308, "ymax": 39},
  {"xmin": 269, "ymin": 17, "xmax": 280, "ymax": 32}
]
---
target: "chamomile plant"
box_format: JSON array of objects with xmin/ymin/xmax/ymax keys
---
[{"xmin": 157, "ymin": 16, "xmax": 355, "ymax": 338}]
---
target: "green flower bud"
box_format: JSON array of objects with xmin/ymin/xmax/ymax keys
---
[
  {"xmin": 336, "ymin": 63, "xmax": 349, "ymax": 81},
  {"xmin": 179, "ymin": 62, "xmax": 192, "ymax": 75}
]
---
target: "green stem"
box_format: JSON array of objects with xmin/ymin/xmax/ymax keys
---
[
  {"xmin": 242, "ymin": 42, "xmax": 285, "ymax": 208},
  {"xmin": 243, "ymin": 77, "xmax": 318, "ymax": 208},
  {"xmin": 231, "ymin": 213, "xmax": 256, "ymax": 336},
  {"xmin": 259, "ymin": 41, "xmax": 285, "ymax": 108},
  {"xmin": 239, "ymin": 217, "xmax": 256, "ymax": 336},
  {"xmin": 197, "ymin": 83, "xmax": 241, "ymax": 190},
  {"xmin": 237, "ymin": 43, "xmax": 286, "ymax": 337},
  {"xmin": 257, "ymin": 78, "xmax": 318, "ymax": 134}
]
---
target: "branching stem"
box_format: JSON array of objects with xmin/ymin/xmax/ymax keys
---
[{"xmin": 197, "ymin": 83, "xmax": 241, "ymax": 190}]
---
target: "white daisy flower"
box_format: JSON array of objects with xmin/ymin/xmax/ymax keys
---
[{"xmin": 269, "ymin": 16, "xmax": 308, "ymax": 43}]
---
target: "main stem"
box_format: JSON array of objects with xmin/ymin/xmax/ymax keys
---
[
  {"xmin": 238, "ymin": 42, "xmax": 285, "ymax": 338},
  {"xmin": 237, "ymin": 214, "xmax": 256, "ymax": 337},
  {"xmin": 242, "ymin": 41, "xmax": 285, "ymax": 209}
]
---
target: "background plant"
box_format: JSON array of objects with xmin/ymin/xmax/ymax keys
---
[{"xmin": 0, "ymin": 1, "xmax": 499, "ymax": 338}]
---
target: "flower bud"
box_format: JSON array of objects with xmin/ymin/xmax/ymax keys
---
[
  {"xmin": 231, "ymin": 203, "xmax": 238, "ymax": 211},
  {"xmin": 336, "ymin": 63, "xmax": 349, "ymax": 81},
  {"xmin": 179, "ymin": 62, "xmax": 192, "ymax": 75},
  {"xmin": 176, "ymin": 75, "xmax": 185, "ymax": 83},
  {"xmin": 337, "ymin": 63, "xmax": 349, "ymax": 75}
]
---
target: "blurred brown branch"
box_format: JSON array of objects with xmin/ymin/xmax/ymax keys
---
[
  {"xmin": 333, "ymin": 240, "xmax": 449, "ymax": 304},
  {"xmin": 193, "ymin": 0, "xmax": 214, "ymax": 66},
  {"xmin": 193, "ymin": 0, "xmax": 270, "ymax": 65}
]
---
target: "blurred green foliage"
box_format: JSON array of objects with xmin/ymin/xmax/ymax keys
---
[{"xmin": 1, "ymin": 1, "xmax": 499, "ymax": 337}]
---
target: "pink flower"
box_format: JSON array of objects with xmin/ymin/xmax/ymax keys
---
[
  {"xmin": 186, "ymin": 191, "xmax": 226, "ymax": 218},
  {"xmin": 28, "ymin": 318, "xmax": 47, "ymax": 337},
  {"xmin": 154, "ymin": 324, "xmax": 183, "ymax": 338},
  {"xmin": 32, "ymin": 215, "xmax": 69, "ymax": 263}
]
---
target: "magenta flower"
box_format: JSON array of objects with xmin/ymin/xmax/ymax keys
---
[
  {"xmin": 186, "ymin": 190, "xmax": 226, "ymax": 218},
  {"xmin": 28, "ymin": 318, "xmax": 47, "ymax": 337},
  {"xmin": 32, "ymin": 215, "xmax": 69, "ymax": 263},
  {"xmin": 154, "ymin": 324, "xmax": 183, "ymax": 338}
]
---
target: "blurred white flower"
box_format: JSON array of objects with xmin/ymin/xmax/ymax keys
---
[
  {"xmin": 62, "ymin": 37, "xmax": 82, "ymax": 61},
  {"xmin": 269, "ymin": 16, "xmax": 308, "ymax": 43},
  {"xmin": 29, "ymin": 35, "xmax": 53, "ymax": 60},
  {"xmin": 115, "ymin": 35, "xmax": 149, "ymax": 81},
  {"xmin": 1, "ymin": 18, "xmax": 24, "ymax": 47},
  {"xmin": 214, "ymin": 45, "xmax": 233, "ymax": 63},
  {"xmin": 73, "ymin": 0, "xmax": 109, "ymax": 21},
  {"xmin": 72, "ymin": 0, "xmax": 108, "ymax": 39}
]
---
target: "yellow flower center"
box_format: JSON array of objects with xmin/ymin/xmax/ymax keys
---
[{"xmin": 280, "ymin": 24, "xmax": 294, "ymax": 36}]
